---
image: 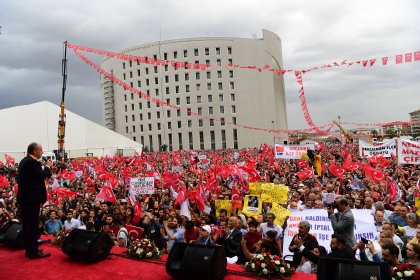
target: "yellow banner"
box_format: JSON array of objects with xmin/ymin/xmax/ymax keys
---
[
  {"xmin": 415, "ymin": 197, "xmax": 420, "ymax": 217},
  {"xmin": 270, "ymin": 203, "xmax": 291, "ymax": 226},
  {"xmin": 249, "ymin": 182, "xmax": 264, "ymax": 195},
  {"xmin": 215, "ymin": 199, "xmax": 232, "ymax": 217},
  {"xmin": 242, "ymin": 195, "xmax": 262, "ymax": 217},
  {"xmin": 249, "ymin": 182, "xmax": 289, "ymax": 205}
]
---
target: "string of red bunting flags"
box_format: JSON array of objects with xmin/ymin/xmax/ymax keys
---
[
  {"xmin": 67, "ymin": 42, "xmax": 419, "ymax": 135},
  {"xmin": 71, "ymin": 48, "xmax": 326, "ymax": 135},
  {"xmin": 67, "ymin": 43, "xmax": 420, "ymax": 76}
]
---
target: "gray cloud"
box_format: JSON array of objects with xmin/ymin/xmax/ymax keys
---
[{"xmin": 0, "ymin": 0, "xmax": 419, "ymax": 131}]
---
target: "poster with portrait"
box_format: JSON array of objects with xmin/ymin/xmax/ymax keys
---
[{"xmin": 242, "ymin": 195, "xmax": 262, "ymax": 216}]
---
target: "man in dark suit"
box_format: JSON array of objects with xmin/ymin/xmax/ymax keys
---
[
  {"xmin": 294, "ymin": 234, "xmax": 355, "ymax": 264},
  {"xmin": 216, "ymin": 216, "xmax": 242, "ymax": 257},
  {"xmin": 17, "ymin": 143, "xmax": 52, "ymax": 259},
  {"xmin": 328, "ymin": 198, "xmax": 357, "ymax": 248}
]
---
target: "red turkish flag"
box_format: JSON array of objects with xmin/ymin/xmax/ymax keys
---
[
  {"xmin": 97, "ymin": 171, "xmax": 112, "ymax": 180},
  {"xmin": 132, "ymin": 201, "xmax": 142, "ymax": 225},
  {"xmin": 369, "ymin": 59, "xmax": 376, "ymax": 66},
  {"xmin": 61, "ymin": 170, "xmax": 76, "ymax": 181},
  {"xmin": 162, "ymin": 172, "xmax": 179, "ymax": 189},
  {"xmin": 54, "ymin": 187, "xmax": 78, "ymax": 202},
  {"xmin": 195, "ymin": 186, "xmax": 205, "ymax": 212},
  {"xmin": 414, "ymin": 51, "xmax": 420, "ymax": 61},
  {"xmin": 385, "ymin": 177, "xmax": 398, "ymax": 201},
  {"xmin": 297, "ymin": 160, "xmax": 309, "ymax": 170},
  {"xmin": 188, "ymin": 190, "xmax": 197, "ymax": 202},
  {"xmin": 405, "ymin": 53, "xmax": 412, "ymax": 62},
  {"xmin": 343, "ymin": 159, "xmax": 362, "ymax": 171},
  {"xmin": 174, "ymin": 184, "xmax": 187, "ymax": 207},
  {"xmin": 329, "ymin": 164, "xmax": 346, "ymax": 179},
  {"xmin": 97, "ymin": 185, "xmax": 117, "ymax": 203},
  {"xmin": 125, "ymin": 225, "xmax": 144, "ymax": 240},
  {"xmin": 396, "ymin": 54, "xmax": 403, "ymax": 64},
  {"xmin": 296, "ymin": 169, "xmax": 314, "ymax": 181},
  {"xmin": 382, "ymin": 57, "xmax": 388, "ymax": 65},
  {"xmin": 4, "ymin": 154, "xmax": 15, "ymax": 165},
  {"xmin": 205, "ymin": 175, "xmax": 219, "ymax": 193},
  {"xmin": 231, "ymin": 185, "xmax": 243, "ymax": 210},
  {"xmin": 363, "ymin": 165, "xmax": 386, "ymax": 183},
  {"xmin": 0, "ymin": 174, "xmax": 10, "ymax": 188}
]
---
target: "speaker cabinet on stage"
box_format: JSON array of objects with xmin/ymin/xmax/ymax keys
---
[
  {"xmin": 62, "ymin": 229, "xmax": 113, "ymax": 262},
  {"xmin": 0, "ymin": 221, "xmax": 24, "ymax": 248},
  {"xmin": 166, "ymin": 243, "xmax": 227, "ymax": 280},
  {"xmin": 317, "ymin": 257, "xmax": 391, "ymax": 280}
]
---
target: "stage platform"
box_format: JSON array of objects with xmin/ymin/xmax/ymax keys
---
[{"xmin": 0, "ymin": 242, "xmax": 315, "ymax": 280}]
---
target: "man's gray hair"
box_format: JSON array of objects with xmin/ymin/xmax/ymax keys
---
[
  {"xmin": 299, "ymin": 220, "xmax": 311, "ymax": 231},
  {"xmin": 374, "ymin": 201, "xmax": 384, "ymax": 209}
]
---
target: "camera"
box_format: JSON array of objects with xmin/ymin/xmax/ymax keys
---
[
  {"xmin": 327, "ymin": 201, "xmax": 338, "ymax": 209},
  {"xmin": 361, "ymin": 238, "xmax": 369, "ymax": 244}
]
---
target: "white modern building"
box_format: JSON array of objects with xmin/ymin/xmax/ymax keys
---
[
  {"xmin": 100, "ymin": 29, "xmax": 288, "ymax": 151},
  {"xmin": 409, "ymin": 109, "xmax": 420, "ymax": 135}
]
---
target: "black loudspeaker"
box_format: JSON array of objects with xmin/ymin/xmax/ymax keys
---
[
  {"xmin": 166, "ymin": 243, "xmax": 227, "ymax": 280},
  {"xmin": 0, "ymin": 221, "xmax": 24, "ymax": 248},
  {"xmin": 62, "ymin": 229, "xmax": 113, "ymax": 262},
  {"xmin": 317, "ymin": 257, "xmax": 391, "ymax": 280}
]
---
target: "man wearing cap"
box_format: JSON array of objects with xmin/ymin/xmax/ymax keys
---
[{"xmin": 196, "ymin": 225, "xmax": 214, "ymax": 245}]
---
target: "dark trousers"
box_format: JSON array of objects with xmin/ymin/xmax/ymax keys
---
[{"xmin": 21, "ymin": 202, "xmax": 40, "ymax": 254}]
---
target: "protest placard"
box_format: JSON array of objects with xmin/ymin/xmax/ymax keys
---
[
  {"xmin": 129, "ymin": 177, "xmax": 154, "ymax": 195},
  {"xmin": 397, "ymin": 138, "xmax": 420, "ymax": 165},
  {"xmin": 215, "ymin": 200, "xmax": 232, "ymax": 217},
  {"xmin": 275, "ymin": 144, "xmax": 315, "ymax": 159},
  {"xmin": 270, "ymin": 203, "xmax": 291, "ymax": 226},
  {"xmin": 359, "ymin": 139, "xmax": 396, "ymax": 158},
  {"xmin": 242, "ymin": 195, "xmax": 262, "ymax": 217},
  {"xmin": 282, "ymin": 209, "xmax": 376, "ymax": 256}
]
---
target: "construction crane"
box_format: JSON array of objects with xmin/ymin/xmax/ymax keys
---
[
  {"xmin": 57, "ymin": 41, "xmax": 67, "ymax": 162},
  {"xmin": 332, "ymin": 120, "xmax": 353, "ymax": 143}
]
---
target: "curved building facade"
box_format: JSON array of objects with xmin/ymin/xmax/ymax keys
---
[{"xmin": 101, "ymin": 29, "xmax": 288, "ymax": 151}]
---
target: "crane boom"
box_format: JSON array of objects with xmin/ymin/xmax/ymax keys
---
[
  {"xmin": 332, "ymin": 120, "xmax": 352, "ymax": 143},
  {"xmin": 57, "ymin": 41, "xmax": 67, "ymax": 162}
]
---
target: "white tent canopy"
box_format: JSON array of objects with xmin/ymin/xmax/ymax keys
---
[{"xmin": 0, "ymin": 101, "xmax": 142, "ymax": 162}]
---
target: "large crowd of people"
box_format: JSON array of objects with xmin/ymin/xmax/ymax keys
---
[{"xmin": 0, "ymin": 141, "xmax": 419, "ymax": 272}]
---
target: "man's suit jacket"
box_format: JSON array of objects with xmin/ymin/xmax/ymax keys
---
[
  {"xmin": 17, "ymin": 156, "xmax": 52, "ymax": 204},
  {"xmin": 329, "ymin": 208, "xmax": 357, "ymax": 247},
  {"xmin": 302, "ymin": 246, "xmax": 355, "ymax": 264},
  {"xmin": 217, "ymin": 228, "xmax": 242, "ymax": 257}
]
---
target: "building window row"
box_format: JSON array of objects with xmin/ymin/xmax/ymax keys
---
[{"xmin": 131, "ymin": 129, "xmax": 238, "ymax": 151}]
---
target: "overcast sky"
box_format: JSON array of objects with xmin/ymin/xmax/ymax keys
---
[{"xmin": 0, "ymin": 0, "xmax": 419, "ymax": 131}]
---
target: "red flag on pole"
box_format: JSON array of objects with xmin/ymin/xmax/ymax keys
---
[
  {"xmin": 0, "ymin": 175, "xmax": 10, "ymax": 188},
  {"xmin": 414, "ymin": 51, "xmax": 420, "ymax": 61},
  {"xmin": 4, "ymin": 154, "xmax": 15, "ymax": 165},
  {"xmin": 231, "ymin": 185, "xmax": 243, "ymax": 210},
  {"xmin": 405, "ymin": 53, "xmax": 412, "ymax": 62},
  {"xmin": 132, "ymin": 201, "xmax": 142, "ymax": 225},
  {"xmin": 195, "ymin": 187, "xmax": 205, "ymax": 212},
  {"xmin": 296, "ymin": 169, "xmax": 314, "ymax": 181},
  {"xmin": 96, "ymin": 185, "xmax": 117, "ymax": 203},
  {"xmin": 125, "ymin": 224, "xmax": 144, "ymax": 240},
  {"xmin": 329, "ymin": 164, "xmax": 346, "ymax": 179},
  {"xmin": 174, "ymin": 184, "xmax": 187, "ymax": 207}
]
